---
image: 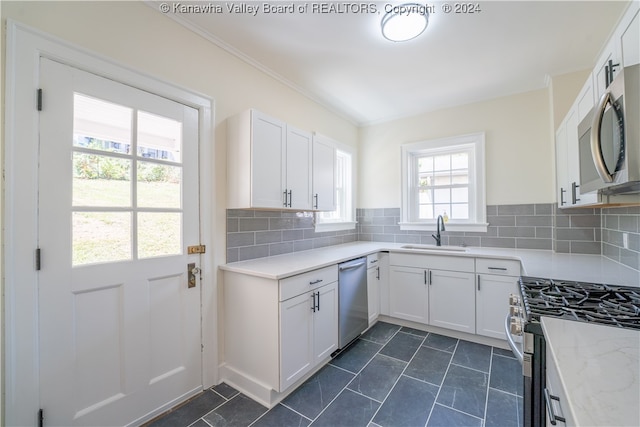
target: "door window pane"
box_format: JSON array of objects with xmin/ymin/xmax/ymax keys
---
[
  {"xmin": 73, "ymin": 94, "xmax": 132, "ymax": 152},
  {"xmin": 73, "ymin": 153, "xmax": 131, "ymax": 207},
  {"xmin": 73, "ymin": 212, "xmax": 132, "ymax": 266},
  {"xmin": 137, "ymin": 162, "xmax": 182, "ymax": 208},
  {"xmin": 137, "ymin": 111, "xmax": 182, "ymax": 162},
  {"xmin": 138, "ymin": 212, "xmax": 182, "ymax": 259}
]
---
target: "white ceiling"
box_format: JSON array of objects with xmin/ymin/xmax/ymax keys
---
[{"xmin": 153, "ymin": 1, "xmax": 629, "ymax": 125}]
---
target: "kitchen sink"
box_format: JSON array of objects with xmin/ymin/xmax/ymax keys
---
[{"xmin": 400, "ymin": 244, "xmax": 467, "ymax": 252}]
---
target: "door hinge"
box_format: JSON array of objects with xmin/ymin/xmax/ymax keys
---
[
  {"xmin": 38, "ymin": 408, "xmax": 44, "ymax": 427},
  {"xmin": 35, "ymin": 248, "xmax": 41, "ymax": 271},
  {"xmin": 187, "ymin": 245, "xmax": 206, "ymax": 254},
  {"xmin": 37, "ymin": 89, "xmax": 43, "ymax": 111}
]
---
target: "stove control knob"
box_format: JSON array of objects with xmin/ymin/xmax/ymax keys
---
[
  {"xmin": 510, "ymin": 317, "xmax": 523, "ymax": 335},
  {"xmin": 510, "ymin": 306, "xmax": 521, "ymax": 316},
  {"xmin": 509, "ymin": 294, "xmax": 521, "ymax": 305}
]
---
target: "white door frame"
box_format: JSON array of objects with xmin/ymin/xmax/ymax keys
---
[{"xmin": 3, "ymin": 20, "xmax": 216, "ymax": 426}]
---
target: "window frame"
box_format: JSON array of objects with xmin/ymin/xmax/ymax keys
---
[
  {"xmin": 400, "ymin": 132, "xmax": 487, "ymax": 232},
  {"xmin": 315, "ymin": 142, "xmax": 357, "ymax": 232}
]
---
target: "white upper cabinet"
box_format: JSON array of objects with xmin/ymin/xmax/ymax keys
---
[
  {"xmin": 227, "ymin": 109, "xmax": 314, "ymax": 210},
  {"xmin": 555, "ymin": 117, "xmax": 569, "ymax": 208},
  {"xmin": 595, "ymin": 3, "xmax": 639, "ymax": 97},
  {"xmin": 312, "ymin": 133, "xmax": 337, "ymax": 211},
  {"xmin": 556, "ymin": 3, "xmax": 639, "ymax": 208},
  {"xmin": 285, "ymin": 125, "xmax": 312, "ymax": 210},
  {"xmin": 621, "ymin": 8, "xmax": 639, "ymax": 67},
  {"xmin": 594, "ymin": 36, "xmax": 621, "ymax": 98}
]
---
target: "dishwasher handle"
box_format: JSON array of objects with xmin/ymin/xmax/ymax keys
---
[{"xmin": 339, "ymin": 260, "xmax": 366, "ymax": 271}]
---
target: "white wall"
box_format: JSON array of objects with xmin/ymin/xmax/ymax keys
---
[{"xmin": 358, "ymin": 88, "xmax": 554, "ymax": 208}]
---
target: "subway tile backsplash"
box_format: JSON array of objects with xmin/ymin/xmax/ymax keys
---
[
  {"xmin": 226, "ymin": 209, "xmax": 357, "ymax": 263},
  {"xmin": 601, "ymin": 206, "xmax": 640, "ymax": 271},
  {"xmin": 226, "ymin": 204, "xmax": 640, "ymax": 272},
  {"xmin": 357, "ymin": 205, "xmax": 554, "ymax": 250}
]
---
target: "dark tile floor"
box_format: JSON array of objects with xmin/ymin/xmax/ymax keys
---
[{"xmin": 149, "ymin": 322, "xmax": 523, "ymax": 427}]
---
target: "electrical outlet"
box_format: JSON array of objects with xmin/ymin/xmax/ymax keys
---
[{"xmin": 623, "ymin": 232, "xmax": 629, "ymax": 249}]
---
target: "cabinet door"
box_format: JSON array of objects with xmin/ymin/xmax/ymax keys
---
[
  {"xmin": 476, "ymin": 274, "xmax": 519, "ymax": 340},
  {"xmin": 280, "ymin": 292, "xmax": 313, "ymax": 391},
  {"xmin": 367, "ymin": 266, "xmax": 380, "ymax": 326},
  {"xmin": 565, "ymin": 107, "xmax": 597, "ymax": 206},
  {"xmin": 594, "ymin": 37, "xmax": 621, "ymax": 97},
  {"xmin": 312, "ymin": 282, "xmax": 338, "ymax": 364},
  {"xmin": 621, "ymin": 8, "xmax": 639, "ymax": 67},
  {"xmin": 429, "ymin": 270, "xmax": 475, "ymax": 334},
  {"xmin": 555, "ymin": 122, "xmax": 569, "ymax": 208},
  {"xmin": 252, "ymin": 111, "xmax": 286, "ymax": 208},
  {"xmin": 312, "ymin": 135, "xmax": 336, "ymax": 211},
  {"xmin": 576, "ymin": 75, "xmax": 595, "ymax": 122},
  {"xmin": 389, "ymin": 266, "xmax": 428, "ymax": 324},
  {"xmin": 285, "ymin": 125, "xmax": 312, "ymax": 210}
]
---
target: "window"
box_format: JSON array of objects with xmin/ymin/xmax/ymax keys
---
[
  {"xmin": 400, "ymin": 133, "xmax": 487, "ymax": 232},
  {"xmin": 316, "ymin": 146, "xmax": 356, "ymax": 231}
]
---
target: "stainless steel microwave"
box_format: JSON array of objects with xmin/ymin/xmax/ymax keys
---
[{"xmin": 579, "ymin": 64, "xmax": 640, "ymax": 195}]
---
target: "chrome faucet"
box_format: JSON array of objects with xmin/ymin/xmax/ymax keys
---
[{"xmin": 432, "ymin": 215, "xmax": 446, "ymax": 246}]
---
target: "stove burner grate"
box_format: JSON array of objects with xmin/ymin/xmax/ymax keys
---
[{"xmin": 519, "ymin": 276, "xmax": 640, "ymax": 329}]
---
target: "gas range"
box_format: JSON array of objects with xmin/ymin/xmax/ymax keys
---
[
  {"xmin": 506, "ymin": 276, "xmax": 640, "ymax": 427},
  {"xmin": 518, "ymin": 276, "xmax": 640, "ymax": 330}
]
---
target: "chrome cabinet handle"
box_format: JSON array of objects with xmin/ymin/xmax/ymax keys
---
[
  {"xmin": 488, "ymin": 267, "xmax": 507, "ymax": 271},
  {"xmin": 288, "ymin": 190, "xmax": 292, "ymax": 207},
  {"xmin": 477, "ymin": 274, "xmax": 481, "ymax": 291},
  {"xmin": 309, "ymin": 279, "xmax": 323, "ymax": 285},
  {"xmin": 283, "ymin": 189, "xmax": 288, "ymax": 207},
  {"xmin": 560, "ymin": 187, "xmax": 566, "ymax": 206},
  {"xmin": 311, "ymin": 292, "xmax": 316, "ymax": 312},
  {"xmin": 313, "ymin": 193, "xmax": 318, "ymax": 209}
]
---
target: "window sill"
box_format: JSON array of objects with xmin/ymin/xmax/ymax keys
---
[
  {"xmin": 398, "ymin": 222, "xmax": 489, "ymax": 233},
  {"xmin": 315, "ymin": 221, "xmax": 357, "ymax": 233}
]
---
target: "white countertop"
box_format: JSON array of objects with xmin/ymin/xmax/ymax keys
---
[
  {"xmin": 220, "ymin": 242, "xmax": 640, "ymax": 286},
  {"xmin": 541, "ymin": 317, "xmax": 640, "ymax": 427}
]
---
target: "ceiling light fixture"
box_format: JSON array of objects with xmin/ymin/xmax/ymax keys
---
[{"xmin": 381, "ymin": 3, "xmax": 430, "ymax": 42}]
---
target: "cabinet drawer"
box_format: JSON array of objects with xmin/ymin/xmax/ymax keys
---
[
  {"xmin": 367, "ymin": 253, "xmax": 380, "ymax": 269},
  {"xmin": 476, "ymin": 258, "xmax": 521, "ymax": 276},
  {"xmin": 389, "ymin": 253, "xmax": 474, "ymax": 273},
  {"xmin": 280, "ymin": 265, "xmax": 338, "ymax": 301},
  {"xmin": 545, "ymin": 348, "xmax": 574, "ymax": 426}
]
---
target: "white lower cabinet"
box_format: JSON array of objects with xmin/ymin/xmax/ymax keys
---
[
  {"xmin": 222, "ymin": 265, "xmax": 338, "ymax": 406},
  {"xmin": 366, "ymin": 253, "xmax": 381, "ymax": 326},
  {"xmin": 280, "ymin": 291, "xmax": 313, "ymax": 390},
  {"xmin": 389, "ymin": 266, "xmax": 429, "ymax": 324},
  {"xmin": 312, "ymin": 282, "xmax": 339, "ymax": 363},
  {"xmin": 429, "ymin": 269, "xmax": 475, "ymax": 334},
  {"xmin": 280, "ymin": 281, "xmax": 338, "ymax": 390},
  {"xmin": 475, "ymin": 258, "xmax": 521, "ymax": 340},
  {"xmin": 389, "ymin": 266, "xmax": 475, "ymax": 333},
  {"xmin": 388, "ymin": 253, "xmax": 521, "ymax": 339}
]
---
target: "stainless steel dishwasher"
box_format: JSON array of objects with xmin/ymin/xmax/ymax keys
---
[{"xmin": 338, "ymin": 257, "xmax": 368, "ymax": 349}]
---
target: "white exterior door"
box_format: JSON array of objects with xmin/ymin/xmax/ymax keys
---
[{"xmin": 37, "ymin": 58, "xmax": 202, "ymax": 426}]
